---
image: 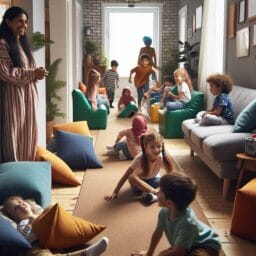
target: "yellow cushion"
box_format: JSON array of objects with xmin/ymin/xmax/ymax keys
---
[
  {"xmin": 35, "ymin": 146, "xmax": 81, "ymax": 186},
  {"xmin": 32, "ymin": 203, "xmax": 105, "ymax": 249},
  {"xmin": 231, "ymin": 178, "xmax": 256, "ymax": 240},
  {"xmin": 53, "ymin": 121, "xmax": 91, "ymax": 137},
  {"xmin": 150, "ymin": 104, "xmax": 160, "ymax": 123}
]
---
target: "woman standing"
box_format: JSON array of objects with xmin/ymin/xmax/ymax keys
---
[{"xmin": 0, "ymin": 6, "xmax": 48, "ymax": 163}]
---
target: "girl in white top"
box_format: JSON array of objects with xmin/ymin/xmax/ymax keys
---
[
  {"xmin": 104, "ymin": 132, "xmax": 173, "ymax": 204},
  {"xmin": 159, "ymin": 68, "xmax": 192, "ymax": 113}
]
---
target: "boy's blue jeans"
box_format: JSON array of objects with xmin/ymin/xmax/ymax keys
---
[
  {"xmin": 114, "ymin": 141, "xmax": 133, "ymax": 160},
  {"xmin": 137, "ymin": 82, "xmax": 149, "ymax": 106}
]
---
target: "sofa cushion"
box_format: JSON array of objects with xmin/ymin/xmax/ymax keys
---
[
  {"xmin": 191, "ymin": 125, "xmax": 233, "ymax": 149},
  {"xmin": 233, "ymin": 100, "xmax": 256, "ymax": 133},
  {"xmin": 202, "ymin": 132, "xmax": 251, "ymax": 161},
  {"xmin": 0, "ymin": 162, "xmax": 51, "ymax": 208},
  {"xmin": 181, "ymin": 119, "xmax": 199, "ymax": 137}
]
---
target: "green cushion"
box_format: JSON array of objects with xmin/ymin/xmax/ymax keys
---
[
  {"xmin": 233, "ymin": 100, "xmax": 256, "ymax": 132},
  {"xmin": 72, "ymin": 89, "xmax": 108, "ymax": 129},
  {"xmin": 0, "ymin": 162, "xmax": 51, "ymax": 208},
  {"xmin": 159, "ymin": 90, "xmax": 205, "ymax": 138},
  {"xmin": 118, "ymin": 102, "xmax": 138, "ymax": 118}
]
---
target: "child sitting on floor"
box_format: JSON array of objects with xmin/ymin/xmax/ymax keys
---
[
  {"xmin": 117, "ymin": 87, "xmax": 136, "ymax": 112},
  {"xmin": 105, "ymin": 132, "xmax": 173, "ymax": 204},
  {"xmin": 195, "ymin": 73, "xmax": 234, "ymax": 126},
  {"xmin": 131, "ymin": 172, "xmax": 221, "ymax": 256},
  {"xmin": 3, "ymin": 196, "xmax": 108, "ymax": 256},
  {"xmin": 106, "ymin": 115, "xmax": 148, "ymax": 160}
]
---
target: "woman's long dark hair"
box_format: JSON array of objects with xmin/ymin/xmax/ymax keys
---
[{"xmin": 0, "ymin": 6, "xmax": 34, "ymax": 67}]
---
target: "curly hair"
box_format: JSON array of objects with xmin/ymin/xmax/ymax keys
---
[
  {"xmin": 206, "ymin": 73, "xmax": 233, "ymax": 94},
  {"xmin": 174, "ymin": 68, "xmax": 193, "ymax": 91}
]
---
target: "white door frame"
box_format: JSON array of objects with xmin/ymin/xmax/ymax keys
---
[{"xmin": 102, "ymin": 3, "xmax": 162, "ymax": 76}]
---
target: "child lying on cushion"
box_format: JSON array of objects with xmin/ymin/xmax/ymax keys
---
[{"xmin": 3, "ymin": 196, "xmax": 108, "ymax": 256}]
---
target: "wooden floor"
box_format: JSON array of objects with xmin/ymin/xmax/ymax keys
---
[{"xmin": 52, "ymin": 110, "xmax": 256, "ymax": 256}]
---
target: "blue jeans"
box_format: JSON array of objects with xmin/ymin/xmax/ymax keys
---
[
  {"xmin": 166, "ymin": 100, "xmax": 186, "ymax": 111},
  {"xmin": 132, "ymin": 173, "xmax": 161, "ymax": 194},
  {"xmin": 137, "ymin": 83, "xmax": 149, "ymax": 106},
  {"xmin": 114, "ymin": 141, "xmax": 133, "ymax": 160}
]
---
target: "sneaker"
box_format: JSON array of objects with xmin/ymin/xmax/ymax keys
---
[
  {"xmin": 158, "ymin": 108, "xmax": 167, "ymax": 115},
  {"xmin": 141, "ymin": 192, "xmax": 158, "ymax": 204},
  {"xmin": 118, "ymin": 151, "xmax": 127, "ymax": 160},
  {"xmin": 106, "ymin": 145, "xmax": 114, "ymax": 151}
]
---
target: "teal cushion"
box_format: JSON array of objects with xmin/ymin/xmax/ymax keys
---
[
  {"xmin": 0, "ymin": 162, "xmax": 51, "ymax": 208},
  {"xmin": 56, "ymin": 130, "xmax": 102, "ymax": 169},
  {"xmin": 0, "ymin": 215, "xmax": 31, "ymax": 255},
  {"xmin": 233, "ymin": 100, "xmax": 256, "ymax": 132},
  {"xmin": 118, "ymin": 102, "xmax": 138, "ymax": 118}
]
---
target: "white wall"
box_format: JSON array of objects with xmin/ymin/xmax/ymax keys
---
[
  {"xmin": 49, "ymin": 0, "xmax": 83, "ymax": 124},
  {"xmin": 13, "ymin": 0, "xmax": 46, "ymax": 147}
]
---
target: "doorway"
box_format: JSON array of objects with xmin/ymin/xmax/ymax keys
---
[{"xmin": 103, "ymin": 4, "xmax": 162, "ymax": 96}]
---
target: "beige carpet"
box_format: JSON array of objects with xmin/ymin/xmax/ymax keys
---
[{"xmin": 74, "ymin": 111, "xmax": 224, "ymax": 256}]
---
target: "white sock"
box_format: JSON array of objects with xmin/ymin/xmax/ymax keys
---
[{"xmin": 85, "ymin": 237, "xmax": 109, "ymax": 256}]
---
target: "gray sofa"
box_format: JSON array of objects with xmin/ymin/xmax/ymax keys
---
[{"xmin": 182, "ymin": 85, "xmax": 256, "ymax": 199}]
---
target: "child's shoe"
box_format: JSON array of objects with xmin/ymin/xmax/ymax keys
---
[
  {"xmin": 106, "ymin": 145, "xmax": 114, "ymax": 151},
  {"xmin": 118, "ymin": 151, "xmax": 127, "ymax": 160},
  {"xmin": 106, "ymin": 148, "xmax": 118, "ymax": 156},
  {"xmin": 141, "ymin": 192, "xmax": 158, "ymax": 204}
]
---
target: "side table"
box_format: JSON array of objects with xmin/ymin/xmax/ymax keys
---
[{"xmin": 236, "ymin": 153, "xmax": 256, "ymax": 190}]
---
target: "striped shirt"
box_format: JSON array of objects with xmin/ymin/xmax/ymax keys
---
[{"xmin": 103, "ymin": 69, "xmax": 119, "ymax": 89}]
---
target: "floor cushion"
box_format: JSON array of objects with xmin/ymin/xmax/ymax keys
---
[
  {"xmin": 0, "ymin": 161, "xmax": 51, "ymax": 208},
  {"xmin": 36, "ymin": 146, "xmax": 81, "ymax": 186},
  {"xmin": 118, "ymin": 102, "xmax": 138, "ymax": 118},
  {"xmin": 32, "ymin": 203, "xmax": 105, "ymax": 249}
]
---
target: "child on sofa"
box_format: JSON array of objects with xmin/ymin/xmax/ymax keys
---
[
  {"xmin": 86, "ymin": 69, "xmax": 109, "ymax": 111},
  {"xmin": 106, "ymin": 115, "xmax": 148, "ymax": 160},
  {"xmin": 131, "ymin": 172, "xmax": 221, "ymax": 256},
  {"xmin": 158, "ymin": 68, "xmax": 192, "ymax": 114},
  {"xmin": 117, "ymin": 87, "xmax": 136, "ymax": 112},
  {"xmin": 3, "ymin": 196, "xmax": 108, "ymax": 256},
  {"xmin": 195, "ymin": 73, "xmax": 234, "ymax": 126},
  {"xmin": 105, "ymin": 132, "xmax": 173, "ymax": 204}
]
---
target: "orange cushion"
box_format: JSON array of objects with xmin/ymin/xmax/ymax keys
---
[
  {"xmin": 53, "ymin": 121, "xmax": 91, "ymax": 137},
  {"xmin": 230, "ymin": 178, "xmax": 256, "ymax": 240},
  {"xmin": 78, "ymin": 81, "xmax": 87, "ymax": 94},
  {"xmin": 32, "ymin": 203, "xmax": 105, "ymax": 249},
  {"xmin": 98, "ymin": 87, "xmax": 107, "ymax": 96},
  {"xmin": 35, "ymin": 146, "xmax": 81, "ymax": 186}
]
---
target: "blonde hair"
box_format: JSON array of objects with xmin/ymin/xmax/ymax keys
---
[
  {"xmin": 3, "ymin": 196, "xmax": 43, "ymax": 222},
  {"xmin": 86, "ymin": 68, "xmax": 101, "ymax": 98},
  {"xmin": 174, "ymin": 68, "xmax": 193, "ymax": 91},
  {"xmin": 140, "ymin": 132, "xmax": 173, "ymax": 176}
]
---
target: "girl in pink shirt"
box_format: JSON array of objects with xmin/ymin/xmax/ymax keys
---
[
  {"xmin": 106, "ymin": 115, "xmax": 148, "ymax": 160},
  {"xmin": 105, "ymin": 132, "xmax": 173, "ymax": 204}
]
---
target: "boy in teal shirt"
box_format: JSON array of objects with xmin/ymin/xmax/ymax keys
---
[{"xmin": 132, "ymin": 172, "xmax": 221, "ymax": 256}]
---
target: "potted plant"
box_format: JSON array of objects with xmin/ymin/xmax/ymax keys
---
[
  {"xmin": 31, "ymin": 31, "xmax": 54, "ymax": 51},
  {"xmin": 46, "ymin": 58, "xmax": 66, "ymax": 141},
  {"xmin": 161, "ymin": 47, "xmax": 179, "ymax": 79}
]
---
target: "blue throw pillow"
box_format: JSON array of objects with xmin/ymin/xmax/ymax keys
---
[
  {"xmin": 55, "ymin": 130, "xmax": 102, "ymax": 169},
  {"xmin": 0, "ymin": 162, "xmax": 51, "ymax": 208},
  {"xmin": 0, "ymin": 215, "xmax": 31, "ymax": 252},
  {"xmin": 233, "ymin": 100, "xmax": 256, "ymax": 132}
]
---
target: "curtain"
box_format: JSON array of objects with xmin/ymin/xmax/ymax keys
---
[{"xmin": 197, "ymin": 0, "xmax": 226, "ymax": 108}]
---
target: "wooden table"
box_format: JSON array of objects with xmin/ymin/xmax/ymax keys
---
[{"xmin": 236, "ymin": 153, "xmax": 256, "ymax": 190}]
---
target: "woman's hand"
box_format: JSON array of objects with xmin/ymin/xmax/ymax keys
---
[
  {"xmin": 35, "ymin": 67, "xmax": 48, "ymax": 80},
  {"xmin": 131, "ymin": 250, "xmax": 147, "ymax": 256},
  {"xmin": 104, "ymin": 192, "xmax": 118, "ymax": 201}
]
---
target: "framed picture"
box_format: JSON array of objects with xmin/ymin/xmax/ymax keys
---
[
  {"xmin": 195, "ymin": 5, "xmax": 203, "ymax": 30},
  {"xmin": 238, "ymin": 0, "xmax": 245, "ymax": 23},
  {"xmin": 253, "ymin": 24, "xmax": 256, "ymax": 46},
  {"xmin": 228, "ymin": 3, "xmax": 237, "ymax": 38},
  {"xmin": 248, "ymin": 0, "xmax": 256, "ymax": 21},
  {"xmin": 236, "ymin": 27, "xmax": 249, "ymax": 57},
  {"xmin": 0, "ymin": 1, "xmax": 11, "ymax": 23}
]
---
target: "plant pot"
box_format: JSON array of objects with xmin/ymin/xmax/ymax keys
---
[
  {"xmin": 46, "ymin": 120, "xmax": 55, "ymax": 143},
  {"xmin": 84, "ymin": 54, "xmax": 93, "ymax": 67}
]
